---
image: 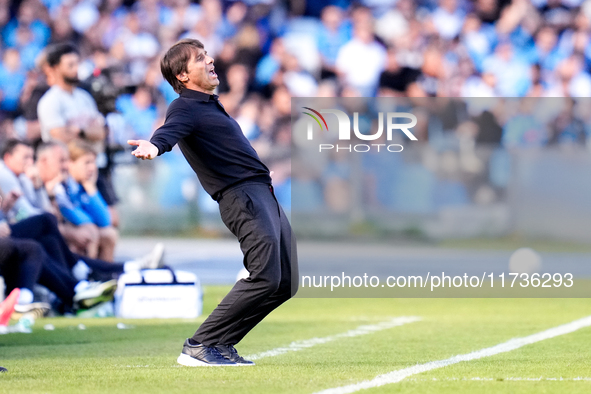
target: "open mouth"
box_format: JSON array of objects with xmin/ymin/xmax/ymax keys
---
[{"xmin": 209, "ymin": 68, "xmax": 217, "ymax": 78}]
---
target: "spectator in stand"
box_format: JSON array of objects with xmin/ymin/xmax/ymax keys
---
[
  {"xmin": 232, "ymin": 24, "xmax": 262, "ymax": 73},
  {"xmin": 255, "ymin": 38, "xmax": 285, "ymax": 88},
  {"xmin": 482, "ymin": 41, "xmax": 532, "ymax": 96},
  {"xmin": 169, "ymin": 0, "xmax": 202, "ymax": 35},
  {"xmin": 182, "ymin": 17, "xmax": 223, "ymax": 59},
  {"xmin": 36, "ymin": 140, "xmax": 95, "ymax": 254},
  {"xmin": 218, "ymin": 63, "xmax": 250, "ymax": 117},
  {"xmin": 135, "ymin": 0, "xmax": 175, "ymax": 32},
  {"xmin": 417, "ymin": 45, "xmax": 449, "ymax": 96},
  {"xmin": 375, "ymin": 0, "xmax": 413, "ymax": 44},
  {"xmin": 144, "ymin": 58, "xmax": 178, "ymax": 106},
  {"xmin": 430, "ymin": 0, "xmax": 466, "ymax": 40},
  {"xmin": 502, "ymin": 99, "xmax": 548, "ymax": 148},
  {"xmin": 460, "ymin": 13, "xmax": 495, "ymax": 72},
  {"xmin": 199, "ymin": 0, "xmax": 226, "ymax": 39},
  {"xmin": 0, "ymin": 49, "xmax": 26, "ymax": 118},
  {"xmin": 281, "ymin": 53, "xmax": 318, "ymax": 97},
  {"xmin": 69, "ymin": 0, "xmax": 100, "ymax": 36},
  {"xmin": 112, "ymin": 11, "xmax": 160, "ymax": 84},
  {"xmin": 335, "ymin": 7, "xmax": 386, "ymax": 96},
  {"xmin": 36, "ymin": 43, "xmax": 120, "ymax": 227},
  {"xmin": 2, "ymin": 0, "xmax": 50, "ymax": 49},
  {"xmin": 115, "ymin": 84, "xmax": 159, "ymax": 140},
  {"xmin": 378, "ymin": 46, "xmax": 421, "ymax": 96},
  {"xmin": 2, "ymin": 0, "xmax": 50, "ymax": 70},
  {"xmin": 529, "ymin": 25, "xmax": 568, "ymax": 72},
  {"xmin": 52, "ymin": 140, "xmax": 118, "ymax": 261},
  {"xmin": 17, "ymin": 49, "xmax": 52, "ymax": 144},
  {"xmin": 316, "ymin": 5, "xmax": 351, "ymax": 79},
  {"xmin": 37, "ymin": 43, "xmax": 105, "ymax": 148},
  {"xmin": 0, "ymin": 139, "xmax": 53, "ymax": 222},
  {"xmin": 549, "ymin": 98, "xmax": 586, "ymax": 145},
  {"xmin": 219, "ymin": 1, "xmax": 248, "ymax": 40},
  {"xmin": 554, "ymin": 54, "xmax": 591, "ymax": 97},
  {"xmin": 49, "ymin": 4, "xmax": 77, "ymax": 44}
]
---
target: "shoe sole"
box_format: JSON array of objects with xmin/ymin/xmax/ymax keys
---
[
  {"xmin": 76, "ymin": 282, "xmax": 118, "ymax": 309},
  {"xmin": 177, "ymin": 353, "xmax": 241, "ymax": 367},
  {"xmin": 10, "ymin": 308, "xmax": 50, "ymax": 321},
  {"xmin": 12, "ymin": 303, "xmax": 51, "ymax": 320}
]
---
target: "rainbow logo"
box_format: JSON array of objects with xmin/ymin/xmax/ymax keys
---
[{"xmin": 302, "ymin": 107, "xmax": 328, "ymax": 132}]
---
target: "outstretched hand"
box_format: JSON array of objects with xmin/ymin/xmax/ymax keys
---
[{"xmin": 128, "ymin": 140, "xmax": 159, "ymax": 160}]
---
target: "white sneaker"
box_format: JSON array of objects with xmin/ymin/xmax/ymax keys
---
[
  {"xmin": 73, "ymin": 280, "xmax": 117, "ymax": 309},
  {"xmin": 12, "ymin": 302, "xmax": 51, "ymax": 320},
  {"xmin": 135, "ymin": 242, "xmax": 165, "ymax": 270}
]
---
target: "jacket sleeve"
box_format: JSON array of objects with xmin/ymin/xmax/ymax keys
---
[
  {"xmin": 149, "ymin": 100, "xmax": 195, "ymax": 155},
  {"xmin": 58, "ymin": 204, "xmax": 94, "ymax": 226},
  {"xmin": 80, "ymin": 191, "xmax": 111, "ymax": 227},
  {"xmin": 55, "ymin": 183, "xmax": 93, "ymax": 226}
]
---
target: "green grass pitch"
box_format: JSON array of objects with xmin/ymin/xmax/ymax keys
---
[{"xmin": 1, "ymin": 286, "xmax": 590, "ymax": 393}]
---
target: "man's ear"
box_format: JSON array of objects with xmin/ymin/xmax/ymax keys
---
[{"xmin": 176, "ymin": 72, "xmax": 189, "ymax": 83}]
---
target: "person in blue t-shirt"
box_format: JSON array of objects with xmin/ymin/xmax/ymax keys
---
[
  {"xmin": 54, "ymin": 140, "xmax": 118, "ymax": 261},
  {"xmin": 0, "ymin": 49, "xmax": 26, "ymax": 116}
]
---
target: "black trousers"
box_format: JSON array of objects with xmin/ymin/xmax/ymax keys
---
[
  {"xmin": 192, "ymin": 182, "xmax": 298, "ymax": 346},
  {"xmin": 0, "ymin": 237, "xmax": 77, "ymax": 304},
  {"xmin": 10, "ymin": 213, "xmax": 123, "ymax": 281}
]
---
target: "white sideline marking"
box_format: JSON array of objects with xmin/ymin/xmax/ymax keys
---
[
  {"xmin": 407, "ymin": 377, "xmax": 591, "ymax": 382},
  {"xmin": 315, "ymin": 315, "xmax": 591, "ymax": 394},
  {"xmin": 245, "ymin": 316, "xmax": 421, "ymax": 361}
]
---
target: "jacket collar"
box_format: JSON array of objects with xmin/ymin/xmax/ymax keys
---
[{"xmin": 180, "ymin": 88, "xmax": 218, "ymax": 102}]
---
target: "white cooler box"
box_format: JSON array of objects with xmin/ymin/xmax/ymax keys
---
[{"xmin": 114, "ymin": 269, "xmax": 202, "ymax": 319}]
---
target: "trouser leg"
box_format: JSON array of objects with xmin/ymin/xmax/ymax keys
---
[
  {"xmin": 0, "ymin": 238, "xmax": 42, "ymax": 294},
  {"xmin": 10, "ymin": 213, "xmax": 124, "ymax": 279},
  {"xmin": 192, "ymin": 183, "xmax": 297, "ymax": 346},
  {"xmin": 10, "ymin": 213, "xmax": 78, "ymax": 268},
  {"xmin": 0, "ymin": 238, "xmax": 76, "ymax": 304},
  {"xmin": 76, "ymin": 254, "xmax": 124, "ymax": 281},
  {"xmin": 37, "ymin": 256, "xmax": 77, "ymax": 306},
  {"xmin": 215, "ymin": 204, "xmax": 299, "ymax": 345}
]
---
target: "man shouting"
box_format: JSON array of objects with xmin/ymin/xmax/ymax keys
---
[{"xmin": 128, "ymin": 39, "xmax": 298, "ymax": 367}]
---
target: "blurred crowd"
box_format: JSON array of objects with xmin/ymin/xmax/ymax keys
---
[
  {"xmin": 292, "ymin": 96, "xmax": 591, "ymax": 215},
  {"xmin": 0, "ymin": 0, "xmax": 589, "ymax": 223},
  {"xmin": 0, "ymin": 0, "xmax": 589, "ymax": 217}
]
